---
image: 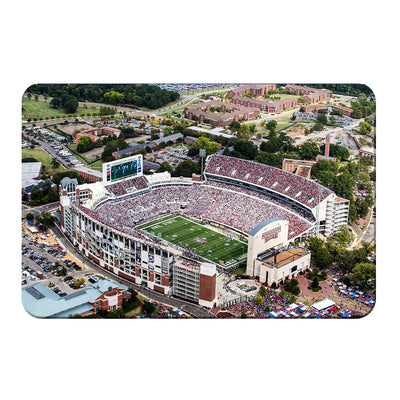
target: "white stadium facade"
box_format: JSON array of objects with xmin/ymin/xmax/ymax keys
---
[{"xmin": 59, "ymin": 154, "xmax": 349, "ymax": 308}]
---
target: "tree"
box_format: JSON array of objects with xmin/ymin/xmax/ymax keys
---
[
  {"xmin": 260, "ymin": 135, "xmax": 283, "ymax": 153},
  {"xmin": 356, "ymin": 198, "xmax": 370, "ymax": 218},
  {"xmin": 348, "ymin": 262, "xmax": 376, "ymax": 291},
  {"xmin": 77, "ymin": 136, "xmax": 94, "ymax": 153},
  {"xmin": 233, "ymin": 140, "xmax": 258, "ymax": 159},
  {"xmin": 194, "ymin": 136, "xmax": 220, "ymax": 155},
  {"xmin": 311, "ymin": 160, "xmax": 339, "ymax": 179},
  {"xmin": 256, "ymin": 295, "xmax": 263, "ymax": 305},
  {"xmin": 297, "ymin": 140, "xmax": 320, "ymax": 160},
  {"xmin": 237, "ymin": 124, "xmax": 250, "ymax": 140},
  {"xmin": 172, "ymin": 160, "xmax": 200, "ymax": 177},
  {"xmin": 157, "ymin": 161, "xmax": 173, "ymax": 174},
  {"xmin": 321, "ymin": 143, "xmax": 350, "ymax": 161},
  {"xmin": 142, "ymin": 301, "xmax": 155, "ymax": 315},
  {"xmin": 310, "ymin": 277, "xmax": 320, "ymax": 290},
  {"xmin": 333, "ymin": 170, "xmax": 354, "ymax": 199},
  {"xmin": 51, "ymin": 157, "xmax": 60, "ymax": 169},
  {"xmin": 249, "ymin": 123, "xmax": 256, "ymax": 134},
  {"xmin": 359, "ymin": 121, "xmax": 372, "ymax": 134},
  {"xmin": 315, "ymin": 170, "xmax": 336, "ymax": 188},
  {"xmin": 352, "ymin": 108, "xmax": 363, "ymax": 119},
  {"xmin": 369, "ymin": 169, "xmax": 376, "ymax": 182},
  {"xmin": 258, "ymin": 285, "xmax": 267, "ymax": 297},
  {"xmin": 25, "ymin": 213, "xmax": 34, "ymax": 221},
  {"xmin": 229, "ymin": 121, "xmax": 241, "ymax": 132},
  {"xmin": 63, "ymin": 96, "xmax": 78, "ymax": 114},
  {"xmin": 317, "ymin": 113, "xmax": 328, "ymax": 125},
  {"xmin": 335, "ymin": 225, "xmax": 353, "ymax": 247},
  {"xmin": 34, "ymin": 211, "xmax": 55, "ymax": 231},
  {"xmin": 73, "ymin": 278, "xmax": 85, "ymax": 288},
  {"xmin": 359, "ymin": 156, "xmax": 374, "ymax": 170},
  {"xmin": 255, "ymin": 152, "xmax": 283, "ymax": 169},
  {"xmin": 266, "ymin": 120, "xmax": 277, "ymax": 134}
]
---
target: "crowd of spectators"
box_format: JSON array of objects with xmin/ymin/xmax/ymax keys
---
[
  {"xmin": 224, "ymin": 287, "xmax": 293, "ymax": 317},
  {"xmin": 207, "ymin": 180, "xmax": 315, "ymax": 222},
  {"xmin": 95, "ymin": 184, "xmax": 313, "ymax": 239},
  {"xmin": 106, "ymin": 176, "xmax": 149, "ymax": 197},
  {"xmin": 205, "ymin": 155, "xmax": 332, "ymax": 209}
]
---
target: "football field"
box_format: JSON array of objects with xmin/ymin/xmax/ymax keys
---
[{"xmin": 137, "ymin": 215, "xmax": 247, "ymax": 269}]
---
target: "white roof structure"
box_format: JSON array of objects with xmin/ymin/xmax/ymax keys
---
[
  {"xmin": 22, "ymin": 162, "xmax": 42, "ymax": 188},
  {"xmin": 78, "ymin": 181, "xmax": 108, "ymax": 208},
  {"xmin": 310, "ymin": 298, "xmax": 336, "ymax": 311},
  {"xmin": 145, "ymin": 171, "xmax": 171, "ymax": 185},
  {"xmin": 73, "ymin": 165, "xmax": 102, "ymax": 178},
  {"xmin": 186, "ymin": 126, "xmax": 234, "ymax": 138}
]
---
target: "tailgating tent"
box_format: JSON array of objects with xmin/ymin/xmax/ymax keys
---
[
  {"xmin": 268, "ymin": 312, "xmax": 278, "ymax": 317},
  {"xmin": 311, "ymin": 298, "xmax": 336, "ymax": 312},
  {"xmin": 28, "ymin": 226, "xmax": 39, "ymax": 233}
]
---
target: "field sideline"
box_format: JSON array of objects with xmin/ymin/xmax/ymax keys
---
[{"xmin": 138, "ymin": 215, "xmax": 247, "ymax": 269}]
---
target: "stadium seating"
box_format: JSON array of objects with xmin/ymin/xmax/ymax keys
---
[
  {"xmin": 95, "ymin": 184, "xmax": 314, "ymax": 240},
  {"xmin": 204, "ymin": 155, "xmax": 332, "ymax": 209},
  {"xmin": 105, "ymin": 176, "xmax": 149, "ymax": 197}
]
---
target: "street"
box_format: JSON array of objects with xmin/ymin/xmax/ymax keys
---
[{"xmin": 50, "ymin": 223, "xmax": 216, "ymax": 318}]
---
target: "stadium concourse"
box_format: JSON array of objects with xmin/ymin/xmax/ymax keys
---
[{"xmin": 59, "ymin": 153, "xmax": 349, "ymax": 309}]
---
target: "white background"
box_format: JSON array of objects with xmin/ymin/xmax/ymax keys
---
[{"xmin": 1, "ymin": 1, "xmax": 398, "ymax": 399}]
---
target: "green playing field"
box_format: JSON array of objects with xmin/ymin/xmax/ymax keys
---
[{"xmin": 137, "ymin": 215, "xmax": 247, "ymax": 269}]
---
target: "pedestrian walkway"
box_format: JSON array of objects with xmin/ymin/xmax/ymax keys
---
[{"xmin": 297, "ymin": 274, "xmax": 334, "ymax": 299}]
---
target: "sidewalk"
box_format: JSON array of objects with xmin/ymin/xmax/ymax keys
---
[{"xmin": 297, "ymin": 274, "xmax": 335, "ymax": 299}]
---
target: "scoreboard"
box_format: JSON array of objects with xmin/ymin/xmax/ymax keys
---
[{"xmin": 103, "ymin": 154, "xmax": 143, "ymax": 184}]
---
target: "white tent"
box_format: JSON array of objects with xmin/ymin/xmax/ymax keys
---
[
  {"xmin": 28, "ymin": 226, "xmax": 39, "ymax": 233},
  {"xmin": 311, "ymin": 298, "xmax": 336, "ymax": 311}
]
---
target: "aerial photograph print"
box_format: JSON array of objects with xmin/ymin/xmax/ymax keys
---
[{"xmin": 21, "ymin": 82, "xmax": 376, "ymax": 319}]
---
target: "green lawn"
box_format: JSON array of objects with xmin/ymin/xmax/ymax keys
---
[
  {"xmin": 66, "ymin": 144, "xmax": 103, "ymax": 170},
  {"xmin": 138, "ymin": 215, "xmax": 247, "ymax": 269},
  {"xmin": 22, "ymin": 97, "xmax": 97, "ymax": 121},
  {"xmin": 22, "ymin": 148, "xmax": 66, "ymax": 174}
]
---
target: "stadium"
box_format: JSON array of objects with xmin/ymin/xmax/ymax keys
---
[{"xmin": 59, "ymin": 154, "xmax": 349, "ymax": 308}]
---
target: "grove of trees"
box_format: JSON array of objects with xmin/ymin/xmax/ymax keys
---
[{"xmin": 27, "ymin": 84, "xmax": 180, "ymax": 110}]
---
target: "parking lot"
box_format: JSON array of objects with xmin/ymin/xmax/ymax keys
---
[{"xmin": 21, "ymin": 229, "xmax": 104, "ymax": 297}]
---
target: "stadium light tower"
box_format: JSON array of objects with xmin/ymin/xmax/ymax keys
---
[{"xmin": 199, "ymin": 148, "xmax": 206, "ymax": 181}]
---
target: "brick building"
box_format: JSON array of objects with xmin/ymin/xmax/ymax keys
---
[
  {"xmin": 301, "ymin": 103, "xmax": 353, "ymax": 117},
  {"xmin": 285, "ymin": 84, "xmax": 332, "ymax": 102},
  {"xmin": 73, "ymin": 165, "xmax": 103, "ymax": 183},
  {"xmin": 75, "ymin": 126, "xmax": 121, "ymax": 144},
  {"xmin": 282, "ymin": 158, "xmax": 317, "ymax": 180},
  {"xmin": 359, "ymin": 146, "xmax": 376, "ymax": 164},
  {"xmin": 227, "ymin": 84, "xmax": 277, "ymax": 98},
  {"xmin": 184, "ymin": 100, "xmax": 260, "ymax": 127}
]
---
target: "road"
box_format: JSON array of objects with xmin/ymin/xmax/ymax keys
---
[{"xmin": 50, "ymin": 223, "xmax": 216, "ymax": 318}]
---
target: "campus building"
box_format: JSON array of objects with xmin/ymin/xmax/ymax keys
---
[
  {"xmin": 285, "ymin": 84, "xmax": 332, "ymax": 103},
  {"xmin": 75, "ymin": 126, "xmax": 121, "ymax": 144},
  {"xmin": 231, "ymin": 95, "xmax": 298, "ymax": 112},
  {"xmin": 282, "ymin": 158, "xmax": 317, "ymax": 179},
  {"xmin": 359, "ymin": 146, "xmax": 376, "ymax": 165},
  {"xmin": 301, "ymin": 103, "xmax": 353, "ymax": 117},
  {"xmin": 184, "ymin": 101, "xmax": 260, "ymax": 127},
  {"xmin": 172, "ymin": 259, "xmax": 217, "ymax": 308},
  {"xmin": 73, "ymin": 165, "xmax": 103, "ymax": 183},
  {"xmin": 246, "ymin": 219, "xmax": 311, "ymax": 286},
  {"xmin": 22, "ymin": 279, "xmax": 131, "ymax": 318},
  {"xmin": 227, "ymin": 84, "xmax": 277, "ymax": 98}
]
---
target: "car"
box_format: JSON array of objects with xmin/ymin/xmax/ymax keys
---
[{"xmin": 59, "ymin": 292, "xmax": 67, "ymax": 297}]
